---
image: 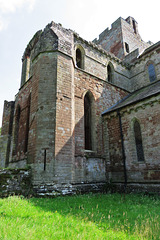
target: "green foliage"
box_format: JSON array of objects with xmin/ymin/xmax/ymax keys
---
[{"xmin": 0, "ymin": 193, "xmax": 159, "ymax": 239}]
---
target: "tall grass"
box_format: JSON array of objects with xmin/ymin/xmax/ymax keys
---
[{"xmin": 0, "ymin": 193, "xmax": 159, "ymax": 239}]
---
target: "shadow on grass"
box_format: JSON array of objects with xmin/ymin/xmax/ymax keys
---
[{"xmin": 28, "ymin": 193, "xmax": 160, "ymax": 239}]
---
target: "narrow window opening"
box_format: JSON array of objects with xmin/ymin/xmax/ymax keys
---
[
  {"xmin": 84, "ymin": 92, "xmax": 92, "ymax": 150},
  {"xmin": 26, "ymin": 56, "xmax": 31, "ymax": 80},
  {"xmin": 20, "ymin": 55, "xmax": 31, "ymax": 87},
  {"xmin": 134, "ymin": 120, "xmax": 145, "ymax": 162},
  {"xmin": 125, "ymin": 42, "xmax": 130, "ymax": 53},
  {"xmin": 148, "ymin": 64, "xmax": 156, "ymax": 82},
  {"xmin": 42, "ymin": 148, "xmax": 49, "ymax": 171},
  {"xmin": 107, "ymin": 65, "xmax": 112, "ymax": 82},
  {"xmin": 44, "ymin": 149, "xmax": 47, "ymax": 171},
  {"xmin": 24, "ymin": 94, "xmax": 31, "ymax": 153},
  {"xmin": 76, "ymin": 48, "xmax": 82, "ymax": 68},
  {"xmin": 132, "ymin": 20, "xmax": 137, "ymax": 34},
  {"xmin": 13, "ymin": 105, "xmax": 21, "ymax": 155}
]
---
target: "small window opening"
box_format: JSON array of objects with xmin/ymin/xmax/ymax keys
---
[
  {"xmin": 125, "ymin": 42, "xmax": 130, "ymax": 53},
  {"xmin": 84, "ymin": 92, "xmax": 92, "ymax": 150},
  {"xmin": 148, "ymin": 64, "xmax": 156, "ymax": 82},
  {"xmin": 107, "ymin": 65, "xmax": 112, "ymax": 82},
  {"xmin": 76, "ymin": 48, "xmax": 82, "ymax": 68},
  {"xmin": 13, "ymin": 105, "xmax": 21, "ymax": 155},
  {"xmin": 44, "ymin": 149, "xmax": 47, "ymax": 171},
  {"xmin": 132, "ymin": 20, "xmax": 137, "ymax": 34},
  {"xmin": 134, "ymin": 120, "xmax": 145, "ymax": 162},
  {"xmin": 24, "ymin": 94, "xmax": 31, "ymax": 153},
  {"xmin": 20, "ymin": 55, "xmax": 31, "ymax": 87},
  {"xmin": 26, "ymin": 56, "xmax": 31, "ymax": 80}
]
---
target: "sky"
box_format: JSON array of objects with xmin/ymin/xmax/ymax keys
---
[{"xmin": 0, "ymin": 0, "xmax": 160, "ymax": 126}]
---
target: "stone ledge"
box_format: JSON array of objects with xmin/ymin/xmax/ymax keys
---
[{"xmin": 32, "ymin": 182, "xmax": 107, "ymax": 197}]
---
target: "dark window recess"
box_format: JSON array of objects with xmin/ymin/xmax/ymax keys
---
[
  {"xmin": 44, "ymin": 149, "xmax": 47, "ymax": 171},
  {"xmin": 148, "ymin": 64, "xmax": 156, "ymax": 82},
  {"xmin": 13, "ymin": 105, "xmax": 21, "ymax": 155},
  {"xmin": 76, "ymin": 49, "xmax": 82, "ymax": 68},
  {"xmin": 84, "ymin": 93, "xmax": 92, "ymax": 150},
  {"xmin": 24, "ymin": 94, "xmax": 31, "ymax": 153},
  {"xmin": 107, "ymin": 65, "xmax": 112, "ymax": 82},
  {"xmin": 125, "ymin": 42, "xmax": 130, "ymax": 53},
  {"xmin": 134, "ymin": 120, "xmax": 145, "ymax": 162},
  {"xmin": 132, "ymin": 20, "xmax": 137, "ymax": 34}
]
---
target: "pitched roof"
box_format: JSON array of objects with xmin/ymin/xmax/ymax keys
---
[{"xmin": 102, "ymin": 80, "xmax": 160, "ymax": 115}]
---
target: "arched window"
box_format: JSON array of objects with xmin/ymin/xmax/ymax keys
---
[
  {"xmin": 76, "ymin": 48, "xmax": 82, "ymax": 68},
  {"xmin": 84, "ymin": 92, "xmax": 92, "ymax": 150},
  {"xmin": 125, "ymin": 42, "xmax": 130, "ymax": 53},
  {"xmin": 148, "ymin": 63, "xmax": 156, "ymax": 82},
  {"xmin": 134, "ymin": 120, "xmax": 145, "ymax": 162},
  {"xmin": 107, "ymin": 64, "xmax": 113, "ymax": 83},
  {"xmin": 20, "ymin": 55, "xmax": 31, "ymax": 87}
]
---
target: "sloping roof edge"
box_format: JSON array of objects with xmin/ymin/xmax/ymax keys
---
[{"xmin": 102, "ymin": 80, "xmax": 160, "ymax": 116}]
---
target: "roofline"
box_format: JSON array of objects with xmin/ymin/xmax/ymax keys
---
[
  {"xmin": 139, "ymin": 41, "xmax": 160, "ymax": 58},
  {"xmin": 73, "ymin": 32, "xmax": 129, "ymax": 68},
  {"xmin": 102, "ymin": 80, "xmax": 160, "ymax": 116}
]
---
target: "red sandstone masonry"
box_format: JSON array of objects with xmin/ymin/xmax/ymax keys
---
[
  {"xmin": 104, "ymin": 96, "xmax": 160, "ymax": 183},
  {"xmin": 74, "ymin": 68, "xmax": 128, "ymax": 156},
  {"xmin": 11, "ymin": 80, "xmax": 32, "ymax": 161},
  {"xmin": 1, "ymin": 17, "xmax": 160, "ymax": 193}
]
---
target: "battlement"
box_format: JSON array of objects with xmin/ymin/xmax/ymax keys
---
[{"xmin": 93, "ymin": 16, "xmax": 151, "ymax": 60}]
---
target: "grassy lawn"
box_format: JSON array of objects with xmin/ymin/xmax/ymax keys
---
[{"xmin": 0, "ymin": 193, "xmax": 159, "ymax": 240}]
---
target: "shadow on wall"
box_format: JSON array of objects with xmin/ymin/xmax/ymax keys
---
[
  {"xmin": 0, "ymin": 78, "xmax": 127, "ymax": 187},
  {"xmin": 48, "ymin": 89, "xmax": 106, "ymax": 185}
]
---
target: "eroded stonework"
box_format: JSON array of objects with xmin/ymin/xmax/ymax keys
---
[{"xmin": 0, "ymin": 16, "xmax": 160, "ymax": 195}]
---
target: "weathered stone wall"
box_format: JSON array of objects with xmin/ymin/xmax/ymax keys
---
[
  {"xmin": 130, "ymin": 49, "xmax": 160, "ymax": 91},
  {"xmin": 29, "ymin": 23, "xmax": 74, "ymax": 186},
  {"xmin": 53, "ymin": 52, "xmax": 75, "ymax": 184},
  {"xmin": 0, "ymin": 136, "xmax": 8, "ymax": 168},
  {"xmin": 1, "ymin": 101, "xmax": 15, "ymax": 136},
  {"xmin": 103, "ymin": 94, "xmax": 160, "ymax": 188},
  {"xmin": 0, "ymin": 167, "xmax": 105, "ymax": 197},
  {"xmin": 0, "ymin": 168, "xmax": 32, "ymax": 197},
  {"xmin": 93, "ymin": 17, "xmax": 124, "ymax": 60},
  {"xmin": 9, "ymin": 79, "xmax": 32, "ymax": 166},
  {"xmin": 74, "ymin": 156, "xmax": 106, "ymax": 184},
  {"xmin": 1, "ymin": 18, "xmax": 159, "ymax": 194},
  {"xmin": 103, "ymin": 113, "xmax": 124, "ymax": 182},
  {"xmin": 121, "ymin": 95, "xmax": 160, "ymax": 183},
  {"xmin": 0, "ymin": 101, "xmax": 15, "ymax": 167},
  {"xmin": 74, "ymin": 68, "xmax": 128, "ymax": 153},
  {"xmin": 30, "ymin": 52, "xmax": 57, "ymax": 185},
  {"xmin": 121, "ymin": 17, "xmax": 150, "ymax": 57},
  {"xmin": 0, "ymin": 20, "xmax": 132, "ymax": 188},
  {"xmin": 94, "ymin": 16, "xmax": 150, "ymax": 61},
  {"xmin": 123, "ymin": 48, "xmax": 139, "ymax": 64},
  {"xmin": 74, "ymin": 36, "xmax": 131, "ymax": 91},
  {"xmin": 29, "ymin": 24, "xmax": 129, "ymax": 187},
  {"xmin": 73, "ymin": 66, "xmax": 128, "ymax": 184}
]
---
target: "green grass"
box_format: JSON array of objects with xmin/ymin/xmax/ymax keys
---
[{"xmin": 0, "ymin": 193, "xmax": 159, "ymax": 240}]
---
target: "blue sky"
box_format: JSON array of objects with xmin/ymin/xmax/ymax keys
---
[{"xmin": 0, "ymin": 0, "xmax": 160, "ymax": 125}]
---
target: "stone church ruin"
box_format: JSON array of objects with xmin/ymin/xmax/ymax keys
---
[{"xmin": 0, "ymin": 16, "xmax": 160, "ymax": 195}]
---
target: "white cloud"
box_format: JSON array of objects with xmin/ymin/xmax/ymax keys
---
[
  {"xmin": 0, "ymin": 0, "xmax": 36, "ymax": 31},
  {"xmin": 0, "ymin": 0, "xmax": 36, "ymax": 13}
]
